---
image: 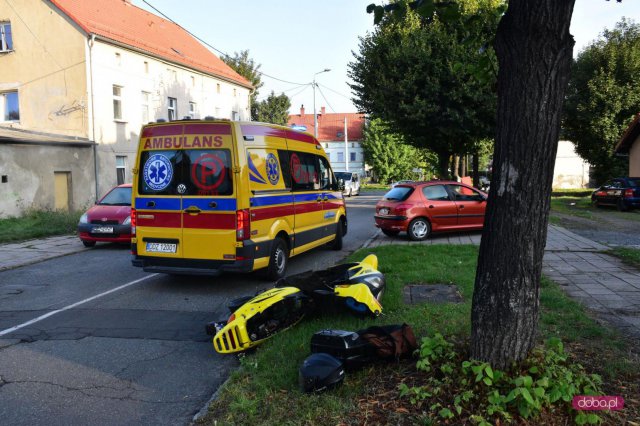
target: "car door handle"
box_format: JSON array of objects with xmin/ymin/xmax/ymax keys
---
[
  {"xmin": 146, "ymin": 201, "xmax": 155, "ymax": 207},
  {"xmin": 323, "ymin": 196, "xmax": 329, "ymax": 202},
  {"xmin": 317, "ymin": 197, "xmax": 323, "ymax": 202},
  {"xmin": 184, "ymin": 206, "xmax": 201, "ymax": 214},
  {"xmin": 208, "ymin": 201, "xmax": 217, "ymax": 208},
  {"xmin": 428, "ymin": 205, "xmax": 434, "ymax": 209},
  {"xmin": 459, "ymin": 205, "xmax": 465, "ymax": 209}
]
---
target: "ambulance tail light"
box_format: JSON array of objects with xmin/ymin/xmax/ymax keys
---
[
  {"xmin": 131, "ymin": 208, "xmax": 137, "ymax": 236},
  {"xmin": 236, "ymin": 209, "xmax": 250, "ymax": 241}
]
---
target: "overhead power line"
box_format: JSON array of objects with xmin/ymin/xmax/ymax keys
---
[{"xmin": 140, "ymin": 0, "xmax": 308, "ymax": 86}]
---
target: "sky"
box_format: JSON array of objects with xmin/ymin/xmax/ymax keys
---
[{"xmin": 133, "ymin": 0, "xmax": 640, "ymax": 114}]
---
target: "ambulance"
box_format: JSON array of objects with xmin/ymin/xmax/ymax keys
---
[{"xmin": 131, "ymin": 119, "xmax": 347, "ymax": 279}]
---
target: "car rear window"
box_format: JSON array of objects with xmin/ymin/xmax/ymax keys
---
[
  {"xmin": 138, "ymin": 149, "xmax": 233, "ymax": 196},
  {"xmin": 383, "ymin": 187, "xmax": 413, "ymax": 201}
]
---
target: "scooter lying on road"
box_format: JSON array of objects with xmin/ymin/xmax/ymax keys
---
[{"xmin": 209, "ymin": 255, "xmax": 385, "ymax": 354}]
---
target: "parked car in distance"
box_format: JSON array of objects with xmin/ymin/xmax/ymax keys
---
[
  {"xmin": 390, "ymin": 180, "xmax": 414, "ymax": 188},
  {"xmin": 591, "ymin": 177, "xmax": 640, "ymax": 212},
  {"xmin": 334, "ymin": 171, "xmax": 361, "ymax": 197},
  {"xmin": 77, "ymin": 183, "xmax": 132, "ymax": 247},
  {"xmin": 374, "ymin": 181, "xmax": 487, "ymax": 241}
]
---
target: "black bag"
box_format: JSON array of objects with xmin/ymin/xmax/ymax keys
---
[
  {"xmin": 310, "ymin": 329, "xmax": 376, "ymax": 370},
  {"xmin": 357, "ymin": 323, "xmax": 418, "ymax": 361}
]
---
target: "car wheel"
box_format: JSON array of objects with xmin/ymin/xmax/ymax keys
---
[
  {"xmin": 381, "ymin": 229, "xmax": 400, "ymax": 237},
  {"xmin": 617, "ymin": 199, "xmax": 628, "ymax": 212},
  {"xmin": 82, "ymin": 241, "xmax": 96, "ymax": 248},
  {"xmin": 407, "ymin": 218, "xmax": 430, "ymax": 241},
  {"xmin": 266, "ymin": 237, "xmax": 288, "ymax": 281},
  {"xmin": 331, "ymin": 218, "xmax": 345, "ymax": 250}
]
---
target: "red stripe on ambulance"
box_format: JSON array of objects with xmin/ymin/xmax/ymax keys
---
[
  {"xmin": 183, "ymin": 213, "xmax": 236, "ymax": 230},
  {"xmin": 251, "ymin": 205, "xmax": 295, "ymax": 221}
]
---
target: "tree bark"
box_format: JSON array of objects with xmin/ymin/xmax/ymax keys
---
[
  {"xmin": 471, "ymin": 0, "xmax": 576, "ymax": 368},
  {"xmin": 453, "ymin": 155, "xmax": 460, "ymax": 181},
  {"xmin": 472, "ymin": 152, "xmax": 480, "ymax": 188},
  {"xmin": 437, "ymin": 152, "xmax": 450, "ymax": 179}
]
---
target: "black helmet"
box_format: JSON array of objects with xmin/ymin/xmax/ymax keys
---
[{"xmin": 299, "ymin": 353, "xmax": 345, "ymax": 393}]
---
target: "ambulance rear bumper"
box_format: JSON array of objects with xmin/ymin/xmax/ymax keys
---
[{"xmin": 132, "ymin": 256, "xmax": 254, "ymax": 276}]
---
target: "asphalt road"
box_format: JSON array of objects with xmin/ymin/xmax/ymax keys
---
[{"xmin": 0, "ymin": 193, "xmax": 382, "ymax": 426}]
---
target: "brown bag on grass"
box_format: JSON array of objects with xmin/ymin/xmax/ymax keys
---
[{"xmin": 357, "ymin": 323, "xmax": 418, "ymax": 361}]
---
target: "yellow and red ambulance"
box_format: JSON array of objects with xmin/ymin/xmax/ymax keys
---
[{"xmin": 131, "ymin": 119, "xmax": 347, "ymax": 279}]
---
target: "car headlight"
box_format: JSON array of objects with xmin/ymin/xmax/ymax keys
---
[
  {"xmin": 122, "ymin": 216, "xmax": 131, "ymax": 225},
  {"xmin": 79, "ymin": 213, "xmax": 88, "ymax": 224}
]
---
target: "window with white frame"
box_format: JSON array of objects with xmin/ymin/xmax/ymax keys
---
[
  {"xmin": 350, "ymin": 152, "xmax": 356, "ymax": 162},
  {"xmin": 115, "ymin": 52, "xmax": 121, "ymax": 66},
  {"xmin": 116, "ymin": 156, "xmax": 126, "ymax": 185},
  {"xmin": 0, "ymin": 22, "xmax": 13, "ymax": 52},
  {"xmin": 232, "ymin": 110, "xmax": 239, "ymax": 120},
  {"xmin": 216, "ymin": 83, "xmax": 221, "ymax": 94},
  {"xmin": 144, "ymin": 61, "xmax": 149, "ymax": 74},
  {"xmin": 141, "ymin": 91, "xmax": 150, "ymax": 123},
  {"xmin": 168, "ymin": 97, "xmax": 177, "ymax": 120},
  {"xmin": 112, "ymin": 85, "xmax": 123, "ymax": 120},
  {"xmin": 337, "ymin": 152, "xmax": 344, "ymax": 163},
  {"xmin": 1, "ymin": 91, "xmax": 19, "ymax": 121},
  {"xmin": 215, "ymin": 107, "xmax": 220, "ymax": 117},
  {"xmin": 189, "ymin": 102, "xmax": 197, "ymax": 119}
]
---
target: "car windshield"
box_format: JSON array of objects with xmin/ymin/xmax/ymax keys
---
[
  {"xmin": 383, "ymin": 187, "xmax": 413, "ymax": 201},
  {"xmin": 627, "ymin": 178, "xmax": 640, "ymax": 187},
  {"xmin": 334, "ymin": 172, "xmax": 352, "ymax": 181},
  {"xmin": 99, "ymin": 187, "xmax": 132, "ymax": 206}
]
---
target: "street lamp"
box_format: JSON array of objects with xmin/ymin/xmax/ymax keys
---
[{"xmin": 313, "ymin": 68, "xmax": 331, "ymax": 138}]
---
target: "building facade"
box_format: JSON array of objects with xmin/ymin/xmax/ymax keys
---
[
  {"xmin": 0, "ymin": 0, "xmax": 251, "ymax": 217},
  {"xmin": 288, "ymin": 106, "xmax": 366, "ymax": 177},
  {"xmin": 552, "ymin": 141, "xmax": 591, "ymax": 188},
  {"xmin": 616, "ymin": 113, "xmax": 640, "ymax": 177}
]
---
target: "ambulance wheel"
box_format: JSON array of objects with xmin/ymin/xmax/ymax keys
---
[
  {"xmin": 331, "ymin": 219, "xmax": 344, "ymax": 250},
  {"xmin": 82, "ymin": 241, "xmax": 96, "ymax": 248},
  {"xmin": 266, "ymin": 238, "xmax": 288, "ymax": 281}
]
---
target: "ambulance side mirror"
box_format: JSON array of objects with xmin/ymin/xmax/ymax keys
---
[{"xmin": 337, "ymin": 179, "xmax": 345, "ymax": 191}]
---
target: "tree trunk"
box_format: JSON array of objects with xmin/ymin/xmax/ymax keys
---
[
  {"xmin": 437, "ymin": 152, "xmax": 450, "ymax": 179},
  {"xmin": 472, "ymin": 152, "xmax": 480, "ymax": 188},
  {"xmin": 471, "ymin": 0, "xmax": 576, "ymax": 368},
  {"xmin": 453, "ymin": 155, "xmax": 460, "ymax": 181}
]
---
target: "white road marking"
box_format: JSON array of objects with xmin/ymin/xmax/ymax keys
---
[{"xmin": 0, "ymin": 274, "xmax": 158, "ymax": 337}]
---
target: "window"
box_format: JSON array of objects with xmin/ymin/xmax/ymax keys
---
[
  {"xmin": 191, "ymin": 76, "xmax": 195, "ymax": 87},
  {"xmin": 116, "ymin": 156, "xmax": 126, "ymax": 185},
  {"xmin": 167, "ymin": 68, "xmax": 177, "ymax": 82},
  {"xmin": 1, "ymin": 91, "xmax": 19, "ymax": 121},
  {"xmin": 189, "ymin": 102, "xmax": 197, "ymax": 119},
  {"xmin": 215, "ymin": 107, "xmax": 220, "ymax": 117},
  {"xmin": 337, "ymin": 152, "xmax": 344, "ymax": 163},
  {"xmin": 112, "ymin": 85, "xmax": 123, "ymax": 120},
  {"xmin": 350, "ymin": 152, "xmax": 356, "ymax": 162},
  {"xmin": 232, "ymin": 110, "xmax": 238, "ymax": 120},
  {"xmin": 216, "ymin": 83, "xmax": 221, "ymax": 94},
  {"xmin": 0, "ymin": 22, "xmax": 13, "ymax": 52},
  {"xmin": 318, "ymin": 156, "xmax": 335, "ymax": 190},
  {"xmin": 115, "ymin": 52, "xmax": 121, "ymax": 66},
  {"xmin": 144, "ymin": 61, "xmax": 149, "ymax": 74},
  {"xmin": 233, "ymin": 88, "xmax": 237, "ymax": 97},
  {"xmin": 446, "ymin": 184, "xmax": 484, "ymax": 202},
  {"xmin": 290, "ymin": 152, "xmax": 320, "ymax": 191},
  {"xmin": 423, "ymin": 185, "xmax": 450, "ymax": 201},
  {"xmin": 141, "ymin": 91, "xmax": 150, "ymax": 123},
  {"xmin": 168, "ymin": 97, "xmax": 177, "ymax": 120}
]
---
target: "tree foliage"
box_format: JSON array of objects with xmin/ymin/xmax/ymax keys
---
[
  {"xmin": 349, "ymin": 0, "xmax": 500, "ymax": 177},
  {"xmin": 222, "ymin": 50, "xmax": 264, "ymax": 120},
  {"xmin": 253, "ymin": 91, "xmax": 292, "ymax": 126},
  {"xmin": 361, "ymin": 118, "xmax": 427, "ymax": 183},
  {"xmin": 563, "ymin": 19, "xmax": 640, "ymax": 184}
]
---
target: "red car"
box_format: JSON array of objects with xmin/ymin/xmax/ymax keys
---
[
  {"xmin": 77, "ymin": 184, "xmax": 132, "ymax": 247},
  {"xmin": 374, "ymin": 181, "xmax": 487, "ymax": 240}
]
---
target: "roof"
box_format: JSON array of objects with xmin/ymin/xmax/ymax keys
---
[
  {"xmin": 0, "ymin": 126, "xmax": 93, "ymax": 147},
  {"xmin": 48, "ymin": 0, "xmax": 251, "ymax": 89},
  {"xmin": 616, "ymin": 113, "xmax": 640, "ymax": 154},
  {"xmin": 287, "ymin": 111, "xmax": 365, "ymax": 142}
]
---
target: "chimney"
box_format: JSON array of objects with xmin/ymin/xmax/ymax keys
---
[
  {"xmin": 300, "ymin": 105, "xmax": 305, "ymax": 116},
  {"xmin": 321, "ymin": 106, "xmax": 326, "ymax": 115}
]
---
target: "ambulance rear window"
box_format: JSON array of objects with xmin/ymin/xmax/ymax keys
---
[{"xmin": 138, "ymin": 149, "xmax": 233, "ymax": 196}]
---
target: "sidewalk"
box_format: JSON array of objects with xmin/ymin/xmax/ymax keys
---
[
  {"xmin": 365, "ymin": 224, "xmax": 640, "ymax": 341},
  {"xmin": 0, "ymin": 235, "xmax": 87, "ymax": 271}
]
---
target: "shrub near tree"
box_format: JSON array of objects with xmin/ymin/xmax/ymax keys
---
[
  {"xmin": 564, "ymin": 18, "xmax": 640, "ymax": 185},
  {"xmin": 361, "ymin": 119, "xmax": 427, "ymax": 183}
]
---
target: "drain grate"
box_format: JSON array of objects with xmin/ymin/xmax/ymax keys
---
[{"xmin": 403, "ymin": 284, "xmax": 464, "ymax": 304}]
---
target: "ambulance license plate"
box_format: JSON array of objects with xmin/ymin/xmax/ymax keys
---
[
  {"xmin": 92, "ymin": 226, "xmax": 113, "ymax": 233},
  {"xmin": 146, "ymin": 242, "xmax": 177, "ymax": 253}
]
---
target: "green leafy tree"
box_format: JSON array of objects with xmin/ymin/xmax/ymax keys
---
[
  {"xmin": 563, "ymin": 19, "xmax": 640, "ymax": 184},
  {"xmin": 349, "ymin": 0, "xmax": 500, "ymax": 178},
  {"xmin": 254, "ymin": 91, "xmax": 292, "ymax": 126},
  {"xmin": 222, "ymin": 50, "xmax": 264, "ymax": 120},
  {"xmin": 361, "ymin": 118, "xmax": 425, "ymax": 183}
]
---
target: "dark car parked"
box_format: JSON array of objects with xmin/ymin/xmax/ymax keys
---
[
  {"xmin": 374, "ymin": 181, "xmax": 487, "ymax": 240},
  {"xmin": 591, "ymin": 177, "xmax": 640, "ymax": 212}
]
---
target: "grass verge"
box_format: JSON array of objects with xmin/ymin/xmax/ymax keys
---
[
  {"xmin": 610, "ymin": 247, "xmax": 640, "ymax": 269},
  {"xmin": 0, "ymin": 209, "xmax": 82, "ymax": 244},
  {"xmin": 200, "ymin": 245, "xmax": 637, "ymax": 425},
  {"xmin": 550, "ymin": 196, "xmax": 594, "ymax": 219}
]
